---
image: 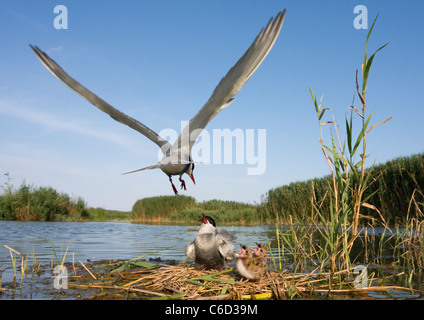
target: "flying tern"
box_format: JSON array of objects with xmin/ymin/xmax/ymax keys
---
[{"xmin": 30, "ymin": 10, "xmax": 286, "ymax": 195}]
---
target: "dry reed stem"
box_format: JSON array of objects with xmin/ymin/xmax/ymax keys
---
[
  {"xmin": 313, "ymin": 285, "xmax": 422, "ymax": 294},
  {"xmin": 78, "ymin": 259, "xmax": 97, "ymax": 280},
  {"xmin": 68, "ymin": 283, "xmax": 167, "ymax": 297},
  {"xmin": 3, "ymin": 245, "xmax": 24, "ymax": 258}
]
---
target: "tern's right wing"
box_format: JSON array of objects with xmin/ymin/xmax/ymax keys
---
[
  {"xmin": 173, "ymin": 10, "xmax": 286, "ymax": 153},
  {"xmin": 217, "ymin": 229, "xmax": 236, "ymax": 261},
  {"xmin": 30, "ymin": 45, "xmax": 172, "ymax": 153}
]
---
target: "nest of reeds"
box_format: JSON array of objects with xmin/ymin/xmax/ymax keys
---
[
  {"xmin": 65, "ymin": 259, "xmax": 422, "ymax": 300},
  {"xmin": 69, "ymin": 261, "xmax": 283, "ymax": 300}
]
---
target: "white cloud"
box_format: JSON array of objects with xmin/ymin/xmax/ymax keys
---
[
  {"xmin": 0, "ymin": 101, "xmax": 145, "ymax": 155},
  {"xmin": 46, "ymin": 46, "xmax": 63, "ymax": 54}
]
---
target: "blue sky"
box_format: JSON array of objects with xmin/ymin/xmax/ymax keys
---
[{"xmin": 1, "ymin": 1, "xmax": 423, "ymax": 211}]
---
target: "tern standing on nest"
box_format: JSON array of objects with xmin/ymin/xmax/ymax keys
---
[
  {"xmin": 185, "ymin": 214, "xmax": 236, "ymax": 269},
  {"xmin": 30, "ymin": 10, "xmax": 286, "ymax": 195}
]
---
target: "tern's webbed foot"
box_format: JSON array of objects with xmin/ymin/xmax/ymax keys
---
[{"xmin": 179, "ymin": 177, "xmax": 187, "ymax": 190}]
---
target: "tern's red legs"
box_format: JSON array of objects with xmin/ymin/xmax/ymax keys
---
[{"xmin": 169, "ymin": 177, "xmax": 178, "ymax": 195}]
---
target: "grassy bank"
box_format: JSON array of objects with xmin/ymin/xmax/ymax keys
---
[
  {"xmin": 0, "ymin": 175, "xmax": 131, "ymax": 222},
  {"xmin": 132, "ymin": 196, "xmax": 262, "ymax": 225},
  {"xmin": 87, "ymin": 207, "xmax": 131, "ymax": 221},
  {"xmin": 262, "ymin": 152, "xmax": 424, "ymax": 226},
  {"xmin": 2, "ymin": 152, "xmax": 422, "ymax": 224},
  {"xmin": 0, "ymin": 180, "xmax": 89, "ymax": 221},
  {"xmin": 130, "ymin": 152, "xmax": 424, "ymax": 226}
]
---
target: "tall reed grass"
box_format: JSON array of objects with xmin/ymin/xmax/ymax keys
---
[
  {"xmin": 272, "ymin": 17, "xmax": 424, "ymax": 295},
  {"xmin": 262, "ymin": 152, "xmax": 424, "ymax": 226},
  {"xmin": 272, "ymin": 15, "xmax": 392, "ymax": 280},
  {"xmin": 0, "ymin": 175, "xmax": 89, "ymax": 221},
  {"xmin": 87, "ymin": 207, "xmax": 131, "ymax": 221},
  {"xmin": 132, "ymin": 195, "xmax": 196, "ymax": 223},
  {"xmin": 131, "ymin": 196, "xmax": 263, "ymax": 225}
]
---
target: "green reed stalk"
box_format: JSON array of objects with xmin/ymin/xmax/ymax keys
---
[{"xmin": 309, "ymin": 15, "xmax": 389, "ymax": 274}]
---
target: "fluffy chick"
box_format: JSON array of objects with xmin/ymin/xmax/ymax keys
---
[{"xmin": 235, "ymin": 244, "xmax": 268, "ymax": 290}]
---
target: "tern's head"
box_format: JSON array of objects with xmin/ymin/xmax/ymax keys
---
[
  {"xmin": 198, "ymin": 213, "xmax": 216, "ymax": 233},
  {"xmin": 201, "ymin": 213, "xmax": 216, "ymax": 227}
]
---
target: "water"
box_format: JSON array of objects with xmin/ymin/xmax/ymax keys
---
[{"xmin": 0, "ymin": 221, "xmax": 275, "ymax": 266}]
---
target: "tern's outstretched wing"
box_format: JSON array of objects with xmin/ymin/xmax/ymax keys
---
[
  {"xmin": 173, "ymin": 10, "xmax": 286, "ymax": 152},
  {"xmin": 30, "ymin": 45, "xmax": 172, "ymax": 153}
]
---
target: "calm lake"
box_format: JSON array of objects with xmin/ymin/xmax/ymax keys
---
[{"xmin": 0, "ymin": 221, "xmax": 275, "ymax": 265}]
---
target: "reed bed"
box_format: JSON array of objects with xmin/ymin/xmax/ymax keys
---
[
  {"xmin": 131, "ymin": 196, "xmax": 261, "ymax": 225},
  {"xmin": 0, "ymin": 174, "xmax": 89, "ymax": 221},
  {"xmin": 262, "ymin": 153, "xmax": 424, "ymax": 226}
]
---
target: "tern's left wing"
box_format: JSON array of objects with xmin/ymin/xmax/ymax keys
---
[{"xmin": 30, "ymin": 45, "xmax": 172, "ymax": 153}]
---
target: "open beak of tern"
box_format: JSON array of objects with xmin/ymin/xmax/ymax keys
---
[{"xmin": 201, "ymin": 213, "xmax": 208, "ymax": 224}]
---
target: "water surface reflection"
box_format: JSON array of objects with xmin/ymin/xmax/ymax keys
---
[{"xmin": 0, "ymin": 221, "xmax": 275, "ymax": 265}]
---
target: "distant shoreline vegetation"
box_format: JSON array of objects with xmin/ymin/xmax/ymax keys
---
[
  {"xmin": 262, "ymin": 152, "xmax": 424, "ymax": 226},
  {"xmin": 0, "ymin": 179, "xmax": 89, "ymax": 221},
  {"xmin": 1, "ymin": 152, "xmax": 423, "ymax": 225},
  {"xmin": 131, "ymin": 196, "xmax": 261, "ymax": 225}
]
